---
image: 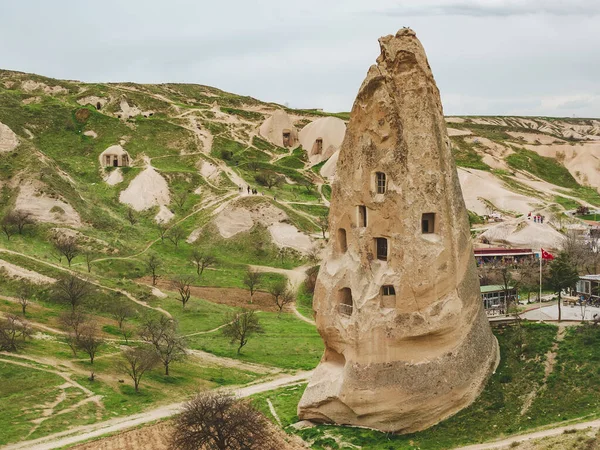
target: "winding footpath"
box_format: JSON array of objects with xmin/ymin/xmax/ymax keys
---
[{"xmin": 3, "ymin": 371, "xmax": 313, "ymax": 450}]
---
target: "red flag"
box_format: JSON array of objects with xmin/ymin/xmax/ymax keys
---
[{"xmin": 541, "ymin": 248, "xmax": 554, "ymax": 260}]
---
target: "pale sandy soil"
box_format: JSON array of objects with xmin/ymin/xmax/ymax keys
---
[
  {"xmin": 479, "ymin": 218, "xmax": 565, "ymax": 250},
  {"xmin": 22, "ymin": 96, "xmax": 41, "ymax": 105},
  {"xmin": 103, "ymin": 169, "xmax": 123, "ymax": 185},
  {"xmin": 0, "ymin": 121, "xmax": 19, "ymax": 152},
  {"xmin": 268, "ymin": 222, "xmax": 313, "ymax": 253},
  {"xmin": 458, "ymin": 168, "xmax": 541, "ymax": 216},
  {"xmin": 298, "ymin": 116, "xmax": 346, "ymax": 165},
  {"xmin": 21, "ymin": 80, "xmax": 68, "ymax": 95},
  {"xmin": 320, "ymin": 150, "xmax": 339, "ymax": 180},
  {"xmin": 0, "ymin": 259, "xmax": 56, "ymax": 284},
  {"xmin": 445, "ymin": 117, "xmax": 465, "ymax": 123},
  {"xmin": 16, "ymin": 181, "xmax": 82, "ymax": 227},
  {"xmin": 154, "ymin": 204, "xmax": 174, "ymax": 224},
  {"xmin": 77, "ymin": 96, "xmax": 107, "ymax": 109},
  {"xmin": 199, "ymin": 160, "xmax": 220, "ymax": 179},
  {"xmin": 83, "ymin": 130, "xmax": 98, "ymax": 138},
  {"xmin": 507, "ymin": 131, "xmax": 563, "ymax": 145},
  {"xmin": 523, "ymin": 141, "xmax": 600, "ymax": 189},
  {"xmin": 119, "ymin": 164, "xmax": 170, "ymax": 211},
  {"xmin": 214, "ymin": 201, "xmax": 286, "ymax": 238},
  {"xmin": 447, "ymin": 127, "xmax": 472, "ymax": 136},
  {"xmin": 259, "ymin": 110, "xmax": 297, "ymax": 147}
]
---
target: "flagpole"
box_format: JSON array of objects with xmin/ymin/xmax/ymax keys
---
[{"xmin": 539, "ymin": 250, "xmax": 542, "ymax": 315}]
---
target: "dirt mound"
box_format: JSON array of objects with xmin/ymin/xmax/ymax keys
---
[
  {"xmin": 154, "ymin": 205, "xmax": 174, "ymax": 224},
  {"xmin": 214, "ymin": 199, "xmax": 286, "ymax": 238},
  {"xmin": 319, "ymin": 150, "xmax": 339, "ymax": 180},
  {"xmin": 0, "ymin": 121, "xmax": 19, "ymax": 152},
  {"xmin": 119, "ymin": 166, "xmax": 170, "ymax": 211},
  {"xmin": 77, "ymin": 96, "xmax": 108, "ymax": 109},
  {"xmin": 447, "ymin": 127, "xmax": 471, "ymax": 136},
  {"xmin": 298, "ymin": 116, "xmax": 346, "ymax": 165},
  {"xmin": 259, "ymin": 110, "xmax": 297, "ymax": 147},
  {"xmin": 104, "ymin": 169, "xmax": 123, "ymax": 186},
  {"xmin": 480, "ymin": 218, "xmax": 565, "ymax": 250},
  {"xmin": 84, "ymin": 130, "xmax": 98, "ymax": 138},
  {"xmin": 458, "ymin": 168, "xmax": 541, "ymax": 216},
  {"xmin": 15, "ymin": 181, "xmax": 82, "ymax": 227},
  {"xmin": 523, "ymin": 141, "xmax": 600, "ymax": 189},
  {"xmin": 21, "ymin": 80, "xmax": 68, "ymax": 95},
  {"xmin": 268, "ymin": 223, "xmax": 313, "ymax": 253},
  {"xmin": 0, "ymin": 259, "xmax": 56, "ymax": 284}
]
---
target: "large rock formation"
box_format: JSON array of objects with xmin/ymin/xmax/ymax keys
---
[
  {"xmin": 297, "ymin": 28, "xmax": 499, "ymax": 433},
  {"xmin": 299, "ymin": 116, "xmax": 346, "ymax": 166}
]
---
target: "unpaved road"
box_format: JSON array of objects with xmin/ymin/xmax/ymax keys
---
[
  {"xmin": 456, "ymin": 418, "xmax": 600, "ymax": 449},
  {"xmin": 3, "ymin": 371, "xmax": 312, "ymax": 450}
]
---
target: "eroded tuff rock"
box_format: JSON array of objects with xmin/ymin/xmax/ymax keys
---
[{"xmin": 297, "ymin": 28, "xmax": 499, "ymax": 433}]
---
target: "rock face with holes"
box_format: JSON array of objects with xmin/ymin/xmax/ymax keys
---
[{"xmin": 297, "ymin": 28, "xmax": 499, "ymax": 433}]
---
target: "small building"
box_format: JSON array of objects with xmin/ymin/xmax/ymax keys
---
[
  {"xmin": 576, "ymin": 274, "xmax": 600, "ymax": 299},
  {"xmin": 99, "ymin": 145, "xmax": 130, "ymax": 168},
  {"xmin": 474, "ymin": 247, "xmax": 534, "ymax": 267},
  {"xmin": 481, "ymin": 284, "xmax": 517, "ymax": 314}
]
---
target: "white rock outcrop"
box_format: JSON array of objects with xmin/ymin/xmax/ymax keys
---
[
  {"xmin": 0, "ymin": 122, "xmax": 19, "ymax": 153},
  {"xmin": 297, "ymin": 28, "xmax": 499, "ymax": 433},
  {"xmin": 259, "ymin": 110, "xmax": 298, "ymax": 148},
  {"xmin": 299, "ymin": 117, "xmax": 346, "ymax": 165}
]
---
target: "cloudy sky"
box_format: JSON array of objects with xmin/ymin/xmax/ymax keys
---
[{"xmin": 1, "ymin": 0, "xmax": 598, "ymax": 117}]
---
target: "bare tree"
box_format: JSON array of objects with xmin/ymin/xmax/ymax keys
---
[
  {"xmin": 83, "ymin": 251, "xmax": 95, "ymax": 273},
  {"xmin": 53, "ymin": 235, "xmax": 79, "ymax": 266},
  {"xmin": 146, "ymin": 254, "xmax": 161, "ymax": 286},
  {"xmin": 126, "ymin": 208, "xmax": 138, "ymax": 225},
  {"xmin": 173, "ymin": 191, "xmax": 189, "ymax": 210},
  {"xmin": 173, "ymin": 392, "xmax": 277, "ymax": 450},
  {"xmin": 110, "ymin": 300, "xmax": 135, "ymax": 330},
  {"xmin": 172, "ymin": 276, "xmax": 193, "ymax": 309},
  {"xmin": 190, "ymin": 249, "xmax": 216, "ymax": 278},
  {"xmin": 17, "ymin": 281, "xmax": 34, "ymax": 316},
  {"xmin": 1, "ymin": 213, "xmax": 15, "ymax": 240},
  {"xmin": 268, "ymin": 280, "xmax": 294, "ymax": 316},
  {"xmin": 140, "ymin": 316, "xmax": 187, "ymax": 376},
  {"xmin": 0, "ymin": 314, "xmax": 33, "ymax": 351},
  {"xmin": 167, "ymin": 226, "xmax": 186, "ymax": 248},
  {"xmin": 243, "ymin": 269, "xmax": 262, "ymax": 303},
  {"xmin": 222, "ymin": 309, "xmax": 263, "ymax": 354},
  {"xmin": 317, "ymin": 214, "xmax": 329, "ymax": 239},
  {"xmin": 157, "ymin": 223, "xmax": 168, "ymax": 243},
  {"xmin": 60, "ymin": 310, "xmax": 88, "ymax": 355},
  {"xmin": 277, "ymin": 247, "xmax": 291, "ymax": 265},
  {"xmin": 120, "ymin": 346, "xmax": 159, "ymax": 392},
  {"xmin": 76, "ymin": 323, "xmax": 104, "ymax": 380},
  {"xmin": 10, "ymin": 210, "xmax": 34, "ymax": 234},
  {"xmin": 53, "ymin": 275, "xmax": 92, "ymax": 312}
]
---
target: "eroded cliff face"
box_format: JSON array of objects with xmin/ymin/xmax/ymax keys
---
[{"xmin": 297, "ymin": 28, "xmax": 499, "ymax": 433}]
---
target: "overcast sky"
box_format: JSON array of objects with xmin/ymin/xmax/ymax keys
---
[{"xmin": 1, "ymin": 0, "xmax": 598, "ymax": 117}]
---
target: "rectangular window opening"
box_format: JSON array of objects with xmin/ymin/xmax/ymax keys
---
[
  {"xmin": 375, "ymin": 237, "xmax": 388, "ymax": 261},
  {"xmin": 337, "ymin": 228, "xmax": 347, "ymax": 254},
  {"xmin": 376, "ymin": 172, "xmax": 386, "ymax": 194},
  {"xmin": 338, "ymin": 288, "xmax": 353, "ymax": 316},
  {"xmin": 422, "ymin": 213, "xmax": 435, "ymax": 234}
]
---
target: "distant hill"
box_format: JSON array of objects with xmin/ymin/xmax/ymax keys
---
[{"xmin": 0, "ymin": 69, "xmax": 599, "ymax": 251}]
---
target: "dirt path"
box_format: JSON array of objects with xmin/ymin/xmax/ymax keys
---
[
  {"xmin": 248, "ymin": 264, "xmax": 309, "ymax": 292},
  {"xmin": 3, "ymin": 371, "xmax": 313, "ymax": 450},
  {"xmin": 186, "ymin": 348, "xmax": 280, "ymax": 375},
  {"xmin": 457, "ymin": 418, "xmax": 600, "ymax": 449},
  {"xmin": 520, "ymin": 325, "xmax": 565, "ymax": 416},
  {"xmin": 0, "ymin": 248, "xmax": 172, "ymax": 318},
  {"xmin": 291, "ymin": 304, "xmax": 315, "ymax": 325}
]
